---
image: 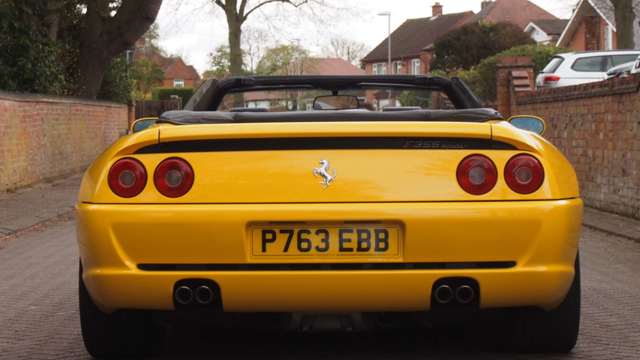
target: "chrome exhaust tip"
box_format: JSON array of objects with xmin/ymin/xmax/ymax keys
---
[
  {"xmin": 195, "ymin": 285, "xmax": 214, "ymax": 305},
  {"xmin": 434, "ymin": 284, "xmax": 454, "ymax": 304},
  {"xmin": 175, "ymin": 285, "xmax": 194, "ymax": 305},
  {"xmin": 455, "ymin": 284, "xmax": 475, "ymax": 304}
]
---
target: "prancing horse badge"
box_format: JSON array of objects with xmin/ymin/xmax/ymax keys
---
[{"xmin": 313, "ymin": 160, "xmax": 336, "ymax": 189}]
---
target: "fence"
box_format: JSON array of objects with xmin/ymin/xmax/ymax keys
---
[{"xmin": 135, "ymin": 99, "xmax": 181, "ymax": 118}]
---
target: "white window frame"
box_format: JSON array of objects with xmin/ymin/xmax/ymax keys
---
[
  {"xmin": 411, "ymin": 59, "xmax": 421, "ymax": 75},
  {"xmin": 605, "ymin": 24, "xmax": 614, "ymax": 50},
  {"xmin": 393, "ymin": 61, "xmax": 404, "ymax": 74},
  {"xmin": 173, "ymin": 79, "xmax": 185, "ymax": 88},
  {"xmin": 372, "ymin": 62, "xmax": 387, "ymax": 75}
]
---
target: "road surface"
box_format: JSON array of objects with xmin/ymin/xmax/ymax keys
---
[{"xmin": 1, "ymin": 221, "xmax": 639, "ymax": 359}]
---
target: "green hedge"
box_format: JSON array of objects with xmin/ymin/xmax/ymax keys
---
[
  {"xmin": 152, "ymin": 87, "xmax": 195, "ymax": 104},
  {"xmin": 458, "ymin": 44, "xmax": 569, "ymax": 102}
]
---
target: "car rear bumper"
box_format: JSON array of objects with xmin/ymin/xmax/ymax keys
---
[{"xmin": 76, "ymin": 199, "xmax": 582, "ymax": 313}]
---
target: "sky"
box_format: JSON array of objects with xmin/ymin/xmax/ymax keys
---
[{"xmin": 156, "ymin": 0, "xmax": 578, "ymax": 74}]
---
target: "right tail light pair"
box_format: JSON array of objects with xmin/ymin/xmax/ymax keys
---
[
  {"xmin": 457, "ymin": 154, "xmax": 544, "ymax": 195},
  {"xmin": 108, "ymin": 157, "xmax": 194, "ymax": 198}
]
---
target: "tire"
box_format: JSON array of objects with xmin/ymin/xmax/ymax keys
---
[
  {"xmin": 509, "ymin": 254, "xmax": 581, "ymax": 353},
  {"xmin": 79, "ymin": 263, "xmax": 162, "ymax": 359}
]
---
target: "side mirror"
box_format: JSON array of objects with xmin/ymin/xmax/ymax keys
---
[
  {"xmin": 130, "ymin": 117, "xmax": 158, "ymax": 134},
  {"xmin": 507, "ymin": 115, "xmax": 546, "ymax": 135},
  {"xmin": 312, "ymin": 95, "xmax": 359, "ymax": 110}
]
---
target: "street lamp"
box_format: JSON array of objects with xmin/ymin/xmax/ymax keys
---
[{"xmin": 378, "ymin": 11, "xmax": 391, "ymax": 74}]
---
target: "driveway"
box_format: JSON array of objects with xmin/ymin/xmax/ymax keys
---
[{"xmin": 0, "ymin": 221, "xmax": 639, "ymax": 359}]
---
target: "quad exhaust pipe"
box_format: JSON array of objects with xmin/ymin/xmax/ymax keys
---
[
  {"xmin": 174, "ymin": 285, "xmax": 194, "ymax": 305},
  {"xmin": 434, "ymin": 284, "xmax": 454, "ymax": 304},
  {"xmin": 432, "ymin": 280, "xmax": 478, "ymax": 305},
  {"xmin": 174, "ymin": 282, "xmax": 217, "ymax": 306},
  {"xmin": 195, "ymin": 285, "xmax": 214, "ymax": 305},
  {"xmin": 455, "ymin": 284, "xmax": 475, "ymax": 304}
]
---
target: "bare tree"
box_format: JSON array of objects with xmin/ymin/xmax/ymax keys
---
[
  {"xmin": 242, "ymin": 26, "xmax": 272, "ymax": 73},
  {"xmin": 212, "ymin": 0, "xmax": 327, "ymax": 75},
  {"xmin": 323, "ymin": 37, "xmax": 367, "ymax": 65},
  {"xmin": 611, "ymin": 0, "xmax": 636, "ymax": 48},
  {"xmin": 78, "ymin": 0, "xmax": 163, "ymax": 98}
]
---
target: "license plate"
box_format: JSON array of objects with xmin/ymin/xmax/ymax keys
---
[{"xmin": 250, "ymin": 224, "xmax": 401, "ymax": 257}]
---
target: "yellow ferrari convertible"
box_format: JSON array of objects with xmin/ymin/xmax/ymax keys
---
[{"xmin": 76, "ymin": 75, "xmax": 582, "ymax": 358}]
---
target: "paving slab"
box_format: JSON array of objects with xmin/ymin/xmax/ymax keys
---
[
  {"xmin": 2, "ymin": 221, "xmax": 640, "ymax": 358},
  {"xmin": 0, "ymin": 173, "xmax": 82, "ymax": 237},
  {"xmin": 583, "ymin": 207, "xmax": 640, "ymax": 242}
]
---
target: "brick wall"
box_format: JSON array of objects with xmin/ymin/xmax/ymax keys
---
[
  {"xmin": 0, "ymin": 92, "xmax": 128, "ymax": 191},
  {"xmin": 514, "ymin": 76, "xmax": 640, "ymax": 219}
]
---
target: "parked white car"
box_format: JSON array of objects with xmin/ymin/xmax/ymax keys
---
[
  {"xmin": 536, "ymin": 50, "xmax": 640, "ymax": 88},
  {"xmin": 606, "ymin": 61, "xmax": 635, "ymax": 79},
  {"xmin": 630, "ymin": 55, "xmax": 640, "ymax": 75}
]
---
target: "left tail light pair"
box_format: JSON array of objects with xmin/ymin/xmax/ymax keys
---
[
  {"xmin": 457, "ymin": 154, "xmax": 544, "ymax": 195},
  {"xmin": 108, "ymin": 157, "xmax": 193, "ymax": 198}
]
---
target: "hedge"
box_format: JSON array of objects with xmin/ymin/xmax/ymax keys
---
[
  {"xmin": 458, "ymin": 44, "xmax": 569, "ymax": 102},
  {"xmin": 152, "ymin": 87, "xmax": 195, "ymax": 104}
]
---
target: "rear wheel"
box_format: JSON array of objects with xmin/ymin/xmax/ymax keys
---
[
  {"xmin": 79, "ymin": 263, "xmax": 162, "ymax": 359},
  {"xmin": 508, "ymin": 254, "xmax": 581, "ymax": 353}
]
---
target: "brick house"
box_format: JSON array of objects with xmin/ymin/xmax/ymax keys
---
[
  {"xmin": 161, "ymin": 57, "xmax": 200, "ymax": 88},
  {"xmin": 525, "ymin": 19, "xmax": 570, "ymax": 45},
  {"xmin": 243, "ymin": 58, "xmax": 365, "ymax": 109},
  {"xmin": 361, "ymin": 3, "xmax": 473, "ymax": 76},
  {"xmin": 556, "ymin": 0, "xmax": 640, "ymax": 51},
  {"xmin": 471, "ymin": 0, "xmax": 557, "ymax": 29},
  {"xmin": 361, "ymin": 1, "xmax": 559, "ymax": 76},
  {"xmin": 134, "ymin": 39, "xmax": 201, "ymax": 89}
]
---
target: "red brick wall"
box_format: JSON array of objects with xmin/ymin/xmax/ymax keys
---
[
  {"xmin": 514, "ymin": 76, "xmax": 640, "ymax": 219},
  {"xmin": 0, "ymin": 92, "xmax": 128, "ymax": 191}
]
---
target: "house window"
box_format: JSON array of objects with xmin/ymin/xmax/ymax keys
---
[
  {"xmin": 173, "ymin": 79, "xmax": 185, "ymax": 88},
  {"xmin": 393, "ymin": 61, "xmax": 404, "ymax": 74},
  {"xmin": 411, "ymin": 59, "xmax": 421, "ymax": 75},
  {"xmin": 372, "ymin": 63, "xmax": 387, "ymax": 75}
]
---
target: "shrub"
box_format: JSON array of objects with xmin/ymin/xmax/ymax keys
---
[
  {"xmin": 97, "ymin": 55, "xmax": 134, "ymax": 104},
  {"xmin": 431, "ymin": 22, "xmax": 535, "ymax": 73},
  {"xmin": 152, "ymin": 87, "xmax": 195, "ymax": 105},
  {"xmin": 459, "ymin": 44, "xmax": 569, "ymax": 102}
]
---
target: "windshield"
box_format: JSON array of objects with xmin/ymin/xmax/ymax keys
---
[{"xmin": 218, "ymin": 88, "xmax": 452, "ymax": 112}]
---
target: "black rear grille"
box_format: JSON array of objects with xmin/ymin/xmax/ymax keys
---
[
  {"xmin": 137, "ymin": 261, "xmax": 516, "ymax": 272},
  {"xmin": 135, "ymin": 137, "xmax": 515, "ymax": 154}
]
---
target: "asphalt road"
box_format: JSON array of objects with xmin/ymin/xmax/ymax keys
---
[{"xmin": 1, "ymin": 220, "xmax": 639, "ymax": 359}]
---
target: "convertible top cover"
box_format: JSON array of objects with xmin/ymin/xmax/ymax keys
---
[
  {"xmin": 184, "ymin": 75, "xmax": 484, "ymax": 110},
  {"xmin": 158, "ymin": 75, "xmax": 501, "ymax": 125},
  {"xmin": 158, "ymin": 108, "xmax": 502, "ymax": 125}
]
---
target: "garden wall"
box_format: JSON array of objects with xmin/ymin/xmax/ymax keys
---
[
  {"xmin": 513, "ymin": 75, "xmax": 640, "ymax": 219},
  {"xmin": 0, "ymin": 91, "xmax": 128, "ymax": 191}
]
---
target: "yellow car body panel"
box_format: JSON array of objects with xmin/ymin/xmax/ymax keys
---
[{"xmin": 77, "ymin": 120, "xmax": 582, "ymax": 314}]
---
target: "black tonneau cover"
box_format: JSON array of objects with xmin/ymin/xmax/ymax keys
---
[{"xmin": 158, "ymin": 108, "xmax": 503, "ymax": 125}]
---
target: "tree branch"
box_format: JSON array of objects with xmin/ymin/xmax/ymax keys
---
[
  {"xmin": 103, "ymin": 0, "xmax": 163, "ymax": 56},
  {"xmin": 243, "ymin": 0, "xmax": 309, "ymax": 21},
  {"xmin": 214, "ymin": 0, "xmax": 226, "ymax": 10}
]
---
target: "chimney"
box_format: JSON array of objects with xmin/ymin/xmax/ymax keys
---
[
  {"xmin": 432, "ymin": 2, "xmax": 443, "ymax": 17},
  {"xmin": 481, "ymin": 1, "xmax": 493, "ymax": 11}
]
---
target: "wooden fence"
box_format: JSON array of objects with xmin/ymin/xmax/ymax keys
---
[{"xmin": 135, "ymin": 99, "xmax": 181, "ymax": 118}]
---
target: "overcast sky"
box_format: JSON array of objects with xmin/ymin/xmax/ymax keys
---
[{"xmin": 156, "ymin": 0, "xmax": 578, "ymax": 74}]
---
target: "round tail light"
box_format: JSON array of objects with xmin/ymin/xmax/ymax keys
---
[
  {"xmin": 108, "ymin": 158, "xmax": 147, "ymax": 198},
  {"xmin": 154, "ymin": 157, "xmax": 194, "ymax": 198},
  {"xmin": 504, "ymin": 154, "xmax": 544, "ymax": 194},
  {"xmin": 456, "ymin": 154, "xmax": 498, "ymax": 195}
]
